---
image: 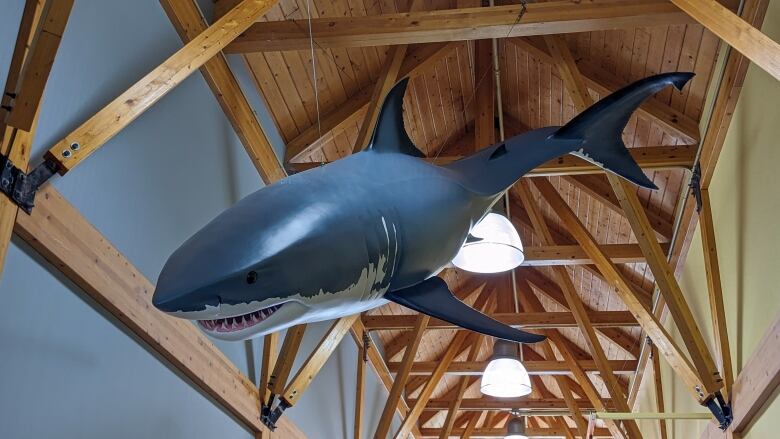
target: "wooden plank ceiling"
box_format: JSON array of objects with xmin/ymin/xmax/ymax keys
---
[{"xmin": 235, "ymin": 0, "xmax": 723, "ymax": 435}]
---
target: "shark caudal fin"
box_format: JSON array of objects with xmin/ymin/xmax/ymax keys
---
[
  {"xmin": 551, "ymin": 72, "xmax": 694, "ymax": 190},
  {"xmin": 385, "ymin": 277, "xmax": 546, "ymax": 344}
]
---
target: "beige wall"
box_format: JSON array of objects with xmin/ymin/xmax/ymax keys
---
[{"xmin": 636, "ymin": 3, "xmax": 780, "ymax": 437}]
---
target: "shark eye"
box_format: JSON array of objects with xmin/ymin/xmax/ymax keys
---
[{"xmin": 246, "ymin": 271, "xmax": 258, "ymax": 285}]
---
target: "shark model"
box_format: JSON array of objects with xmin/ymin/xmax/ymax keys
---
[{"xmin": 153, "ymin": 72, "xmax": 693, "ymax": 344}]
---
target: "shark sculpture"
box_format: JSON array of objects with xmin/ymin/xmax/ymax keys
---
[{"xmin": 153, "ymin": 72, "xmax": 693, "ymax": 344}]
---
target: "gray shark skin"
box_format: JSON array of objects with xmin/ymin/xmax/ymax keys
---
[{"xmin": 153, "ymin": 72, "xmax": 693, "ymax": 343}]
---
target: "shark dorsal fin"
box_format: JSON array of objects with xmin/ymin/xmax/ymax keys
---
[{"xmin": 367, "ymin": 78, "xmax": 425, "ymax": 157}]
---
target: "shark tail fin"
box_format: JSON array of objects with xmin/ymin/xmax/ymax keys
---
[
  {"xmin": 551, "ymin": 72, "xmax": 694, "ymax": 190},
  {"xmin": 384, "ymin": 277, "xmax": 546, "ymax": 344}
]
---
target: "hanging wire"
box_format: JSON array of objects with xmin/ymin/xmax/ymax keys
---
[{"xmin": 304, "ymin": 0, "xmax": 322, "ymax": 143}]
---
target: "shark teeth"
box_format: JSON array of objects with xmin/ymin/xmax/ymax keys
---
[{"xmin": 198, "ymin": 304, "xmax": 283, "ymax": 333}]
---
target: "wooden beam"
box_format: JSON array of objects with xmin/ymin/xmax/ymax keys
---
[
  {"xmin": 629, "ymin": 0, "xmax": 771, "ymax": 408},
  {"xmin": 521, "ymin": 267, "xmax": 643, "ymax": 359},
  {"xmin": 610, "ymin": 173, "xmax": 722, "ymax": 396},
  {"xmin": 363, "ymin": 310, "xmax": 638, "ymax": 330},
  {"xmin": 439, "ymin": 339, "xmax": 482, "ymax": 439},
  {"xmin": 699, "ymin": 189, "xmax": 734, "ymax": 401},
  {"xmin": 289, "ymin": 143, "xmax": 696, "ymax": 174},
  {"xmin": 269, "ymin": 325, "xmax": 307, "ymax": 395},
  {"xmin": 259, "ymin": 332, "xmax": 279, "ymax": 406},
  {"xmin": 394, "ymin": 331, "xmax": 470, "ymax": 438},
  {"xmin": 225, "ymin": 1, "xmax": 693, "ymax": 52},
  {"xmin": 416, "ymin": 398, "xmax": 614, "ymax": 411},
  {"xmin": 421, "ymin": 427, "xmax": 611, "ymax": 438},
  {"xmin": 12, "ymin": 185, "xmax": 303, "ymax": 437},
  {"xmin": 387, "ymin": 359, "xmax": 638, "ymax": 376},
  {"xmin": 474, "ymin": 39, "xmax": 494, "ymax": 152},
  {"xmin": 507, "ymin": 37, "xmax": 699, "ymax": 142},
  {"xmin": 4, "ymin": 0, "xmax": 73, "ymax": 131},
  {"xmin": 349, "ymin": 320, "xmax": 423, "ymax": 439},
  {"xmin": 523, "ymin": 243, "xmax": 664, "ymax": 266},
  {"xmin": 374, "ymin": 314, "xmax": 430, "ymax": 439},
  {"xmin": 652, "ymin": 345, "xmax": 669, "ymax": 439},
  {"xmin": 285, "ymin": 42, "xmax": 456, "ymax": 162},
  {"xmin": 671, "ymin": 0, "xmax": 780, "ymax": 81},
  {"xmin": 533, "ymin": 177, "xmax": 710, "ymax": 402},
  {"xmin": 562, "ymin": 174, "xmax": 674, "ymax": 241},
  {"xmin": 541, "ymin": 33, "xmax": 722, "ymax": 401},
  {"xmin": 159, "ymin": 0, "xmax": 286, "ymax": 183},
  {"xmin": 461, "ymin": 412, "xmax": 483, "ymax": 439},
  {"xmin": 517, "ymin": 178, "xmax": 641, "ymax": 439},
  {"xmin": 0, "ymin": 0, "xmax": 55, "ymax": 280},
  {"xmin": 354, "ymin": 336, "xmax": 365, "ymax": 439},
  {"xmin": 281, "ymin": 315, "xmax": 359, "ymax": 406},
  {"xmin": 45, "ymin": 0, "xmax": 280, "ymax": 174},
  {"xmin": 0, "ymin": 0, "xmax": 46, "ymax": 134}
]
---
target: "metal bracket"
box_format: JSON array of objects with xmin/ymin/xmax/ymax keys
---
[
  {"xmin": 362, "ymin": 331, "xmax": 371, "ymax": 363},
  {"xmin": 260, "ymin": 397, "xmax": 290, "ymax": 431},
  {"xmin": 0, "ymin": 154, "xmax": 58, "ymax": 214},
  {"xmin": 689, "ymin": 161, "xmax": 703, "ymax": 213},
  {"xmin": 705, "ymin": 391, "xmax": 733, "ymax": 430}
]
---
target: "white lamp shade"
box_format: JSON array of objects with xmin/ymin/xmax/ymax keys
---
[
  {"xmin": 479, "ymin": 357, "xmax": 532, "ymax": 398},
  {"xmin": 451, "ymin": 213, "xmax": 524, "ymax": 273}
]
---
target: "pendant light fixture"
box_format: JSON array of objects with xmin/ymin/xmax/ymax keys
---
[
  {"xmin": 505, "ymin": 416, "xmax": 528, "ymax": 439},
  {"xmin": 480, "ymin": 339, "xmax": 532, "ymax": 398},
  {"xmin": 451, "ymin": 212, "xmax": 525, "ymax": 273}
]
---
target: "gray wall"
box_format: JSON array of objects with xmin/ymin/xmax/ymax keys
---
[{"xmin": 0, "ymin": 1, "xmax": 393, "ymax": 438}]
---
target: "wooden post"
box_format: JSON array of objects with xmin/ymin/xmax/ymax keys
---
[
  {"xmin": 652, "ymin": 345, "xmax": 669, "ymax": 439},
  {"xmin": 355, "ymin": 336, "xmax": 365, "ymax": 439},
  {"xmin": 269, "ymin": 325, "xmax": 307, "ymax": 395},
  {"xmin": 44, "ymin": 0, "xmax": 280, "ymax": 174},
  {"xmin": 281, "ymin": 315, "xmax": 359, "ymax": 406},
  {"xmin": 374, "ymin": 314, "xmax": 430, "ymax": 439},
  {"xmin": 699, "ymin": 188, "xmax": 734, "ymax": 401},
  {"xmin": 0, "ymin": 0, "xmax": 72, "ymax": 280},
  {"xmin": 259, "ymin": 332, "xmax": 279, "ymax": 406}
]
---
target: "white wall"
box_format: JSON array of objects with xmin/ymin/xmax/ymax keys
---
[{"xmin": 0, "ymin": 1, "xmax": 393, "ymax": 438}]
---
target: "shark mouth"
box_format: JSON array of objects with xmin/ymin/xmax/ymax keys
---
[{"xmin": 197, "ymin": 303, "xmax": 284, "ymax": 333}]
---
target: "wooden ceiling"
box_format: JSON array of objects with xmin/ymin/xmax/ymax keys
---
[{"xmin": 225, "ymin": 0, "xmax": 729, "ymax": 436}]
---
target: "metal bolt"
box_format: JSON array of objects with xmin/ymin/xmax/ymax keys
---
[
  {"xmin": 70, "ymin": 142, "xmax": 80, "ymax": 151},
  {"xmin": 1, "ymin": 178, "xmax": 9, "ymax": 188},
  {"xmin": 61, "ymin": 149, "xmax": 71, "ymax": 158}
]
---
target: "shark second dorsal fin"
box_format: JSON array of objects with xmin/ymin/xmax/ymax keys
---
[{"xmin": 367, "ymin": 78, "xmax": 425, "ymax": 157}]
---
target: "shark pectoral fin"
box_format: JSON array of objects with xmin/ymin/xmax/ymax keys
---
[{"xmin": 384, "ymin": 277, "xmax": 546, "ymax": 344}]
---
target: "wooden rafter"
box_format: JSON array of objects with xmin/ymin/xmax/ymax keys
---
[
  {"xmin": 0, "ymin": 0, "xmax": 67, "ymax": 280},
  {"xmin": 507, "ymin": 37, "xmax": 700, "ymax": 142},
  {"xmin": 281, "ymin": 315, "xmax": 359, "ymax": 406},
  {"xmin": 13, "ymin": 185, "xmax": 303, "ymax": 437},
  {"xmin": 44, "ymin": 0, "xmax": 280, "ymax": 174},
  {"xmin": 364, "ymin": 310, "xmax": 638, "ymax": 330},
  {"xmin": 671, "ymin": 0, "xmax": 780, "ymax": 81},
  {"xmin": 387, "ymin": 359, "xmax": 638, "ymax": 376},
  {"xmin": 4, "ymin": 0, "xmax": 74, "ymax": 132},
  {"xmin": 374, "ymin": 314, "xmax": 429, "ymax": 438},
  {"xmin": 420, "ymin": 426, "xmax": 612, "ymax": 437},
  {"xmin": 439, "ymin": 337, "xmax": 483, "ymax": 438},
  {"xmin": 533, "ymin": 177, "xmax": 711, "ymax": 401},
  {"xmin": 354, "ymin": 338, "xmax": 365, "ymax": 439},
  {"xmin": 225, "ymin": 1, "xmax": 694, "ymax": 52},
  {"xmin": 159, "ymin": 0, "xmax": 286, "ymax": 183},
  {"xmin": 518, "ymin": 177, "xmax": 640, "ymax": 439},
  {"xmin": 289, "ymin": 143, "xmax": 695, "ymax": 177}
]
